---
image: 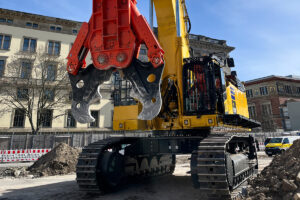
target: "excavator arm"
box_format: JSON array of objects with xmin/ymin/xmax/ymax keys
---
[{"xmin": 67, "ymin": 0, "xmax": 165, "ymax": 123}]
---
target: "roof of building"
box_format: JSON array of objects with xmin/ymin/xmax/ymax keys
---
[
  {"xmin": 245, "ymin": 75, "xmax": 300, "ymax": 86},
  {"xmin": 0, "ymin": 8, "xmax": 233, "ymax": 48},
  {"xmin": 0, "ymin": 8, "xmax": 82, "ymax": 27}
]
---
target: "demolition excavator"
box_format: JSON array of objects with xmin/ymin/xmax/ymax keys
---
[{"xmin": 67, "ymin": 0, "xmax": 261, "ymax": 199}]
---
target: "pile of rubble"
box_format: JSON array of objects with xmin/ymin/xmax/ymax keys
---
[
  {"xmin": 28, "ymin": 143, "xmax": 80, "ymax": 176},
  {"xmin": 246, "ymin": 140, "xmax": 300, "ymax": 200}
]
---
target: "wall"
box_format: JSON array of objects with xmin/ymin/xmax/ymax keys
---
[{"xmin": 287, "ymin": 102, "xmax": 300, "ymax": 131}]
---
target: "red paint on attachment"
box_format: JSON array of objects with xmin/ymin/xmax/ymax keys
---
[{"xmin": 67, "ymin": 0, "xmax": 164, "ymax": 75}]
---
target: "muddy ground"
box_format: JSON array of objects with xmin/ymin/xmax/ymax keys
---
[{"xmin": 0, "ymin": 152, "xmax": 272, "ymax": 200}]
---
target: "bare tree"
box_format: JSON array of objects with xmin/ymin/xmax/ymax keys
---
[{"xmin": 0, "ymin": 49, "xmax": 69, "ymax": 134}]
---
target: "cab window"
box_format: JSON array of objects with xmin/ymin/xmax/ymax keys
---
[
  {"xmin": 269, "ymin": 138, "xmax": 282, "ymax": 143},
  {"xmin": 283, "ymin": 138, "xmax": 289, "ymax": 144}
]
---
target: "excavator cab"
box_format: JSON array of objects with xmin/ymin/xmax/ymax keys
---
[{"xmin": 182, "ymin": 56, "xmax": 225, "ymax": 116}]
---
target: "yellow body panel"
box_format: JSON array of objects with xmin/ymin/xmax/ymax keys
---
[
  {"xmin": 265, "ymin": 143, "xmax": 291, "ymax": 149},
  {"xmin": 181, "ymin": 115, "xmax": 218, "ymax": 129},
  {"xmin": 113, "ymin": 105, "xmax": 147, "ymax": 130},
  {"xmin": 224, "ymin": 82, "xmax": 249, "ymax": 118},
  {"xmin": 152, "ymin": 114, "xmax": 218, "ymax": 130}
]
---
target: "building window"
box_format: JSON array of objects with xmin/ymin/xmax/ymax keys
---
[
  {"xmin": 50, "ymin": 26, "xmax": 62, "ymax": 32},
  {"xmin": 44, "ymin": 89, "xmax": 55, "ymax": 101},
  {"xmin": 297, "ymin": 87, "xmax": 300, "ymax": 94},
  {"xmin": 246, "ymin": 89, "xmax": 253, "ymax": 98},
  {"xmin": 281, "ymin": 107, "xmax": 289, "ymax": 117},
  {"xmin": 259, "ymin": 86, "xmax": 268, "ymax": 96},
  {"xmin": 13, "ymin": 109, "xmax": 26, "ymax": 128},
  {"xmin": 285, "ymin": 119, "xmax": 291, "ymax": 130},
  {"xmin": 22, "ymin": 38, "xmax": 37, "ymax": 52},
  {"xmin": 7, "ymin": 19, "xmax": 13, "ymax": 24},
  {"xmin": 0, "ymin": 59, "xmax": 5, "ymax": 77},
  {"xmin": 284, "ymin": 85, "xmax": 292, "ymax": 94},
  {"xmin": 46, "ymin": 64, "xmax": 56, "ymax": 81},
  {"xmin": 66, "ymin": 110, "xmax": 76, "ymax": 128},
  {"xmin": 50, "ymin": 26, "xmax": 56, "ymax": 31},
  {"xmin": 20, "ymin": 61, "xmax": 31, "ymax": 79},
  {"xmin": 72, "ymin": 30, "xmax": 78, "ymax": 34},
  {"xmin": 39, "ymin": 109, "xmax": 53, "ymax": 128},
  {"xmin": 48, "ymin": 41, "xmax": 61, "ymax": 56},
  {"xmin": 0, "ymin": 18, "xmax": 13, "ymax": 24},
  {"xmin": 17, "ymin": 88, "xmax": 29, "ymax": 99},
  {"xmin": 261, "ymin": 103, "xmax": 272, "ymax": 116},
  {"xmin": 26, "ymin": 22, "xmax": 38, "ymax": 28},
  {"xmin": 262, "ymin": 120, "xmax": 273, "ymax": 131},
  {"xmin": 0, "ymin": 34, "xmax": 11, "ymax": 50},
  {"xmin": 277, "ymin": 83, "xmax": 285, "ymax": 93},
  {"xmin": 90, "ymin": 111, "xmax": 99, "ymax": 128},
  {"xmin": 26, "ymin": 22, "xmax": 32, "ymax": 27},
  {"xmin": 248, "ymin": 105, "xmax": 256, "ymax": 119}
]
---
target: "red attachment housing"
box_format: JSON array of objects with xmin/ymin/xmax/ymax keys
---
[{"xmin": 67, "ymin": 0, "xmax": 164, "ymax": 75}]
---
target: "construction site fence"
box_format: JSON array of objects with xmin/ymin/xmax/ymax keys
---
[
  {"xmin": 0, "ymin": 131, "xmax": 298, "ymax": 151},
  {"xmin": 0, "ymin": 131, "xmax": 151, "ymax": 150}
]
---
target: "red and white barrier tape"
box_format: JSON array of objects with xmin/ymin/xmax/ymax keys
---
[
  {"xmin": 0, "ymin": 149, "xmax": 51, "ymax": 163},
  {"xmin": 258, "ymin": 142, "xmax": 265, "ymax": 151}
]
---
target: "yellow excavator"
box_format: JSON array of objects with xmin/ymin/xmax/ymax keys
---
[{"xmin": 67, "ymin": 0, "xmax": 260, "ymax": 199}]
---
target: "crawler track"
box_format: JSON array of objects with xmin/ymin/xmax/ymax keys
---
[
  {"xmin": 77, "ymin": 135, "xmax": 257, "ymax": 199},
  {"xmin": 76, "ymin": 138, "xmax": 121, "ymax": 192},
  {"xmin": 76, "ymin": 137, "xmax": 175, "ymax": 193},
  {"xmin": 192, "ymin": 134, "xmax": 257, "ymax": 200}
]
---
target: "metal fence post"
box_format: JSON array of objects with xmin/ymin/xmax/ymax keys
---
[
  {"xmin": 25, "ymin": 134, "xmax": 28, "ymax": 149},
  {"xmin": 71, "ymin": 134, "xmax": 74, "ymax": 147},
  {"xmin": 83, "ymin": 133, "xmax": 86, "ymax": 146},
  {"xmin": 10, "ymin": 132, "xmax": 14, "ymax": 150},
  {"xmin": 52, "ymin": 135, "xmax": 55, "ymax": 148}
]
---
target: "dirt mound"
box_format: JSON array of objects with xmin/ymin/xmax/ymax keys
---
[
  {"xmin": 246, "ymin": 139, "xmax": 300, "ymax": 200},
  {"xmin": 29, "ymin": 143, "xmax": 80, "ymax": 176}
]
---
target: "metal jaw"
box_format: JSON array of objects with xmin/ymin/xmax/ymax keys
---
[
  {"xmin": 123, "ymin": 58, "xmax": 164, "ymax": 120},
  {"xmin": 69, "ymin": 59, "xmax": 164, "ymax": 123},
  {"xmin": 69, "ymin": 64, "xmax": 113, "ymax": 123}
]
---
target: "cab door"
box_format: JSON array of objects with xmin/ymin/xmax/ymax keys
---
[{"xmin": 282, "ymin": 138, "xmax": 291, "ymax": 149}]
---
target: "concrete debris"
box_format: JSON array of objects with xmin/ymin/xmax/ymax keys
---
[
  {"xmin": 246, "ymin": 139, "xmax": 300, "ymax": 199},
  {"xmin": 282, "ymin": 179, "xmax": 297, "ymax": 192},
  {"xmin": 0, "ymin": 167, "xmax": 28, "ymax": 178},
  {"xmin": 296, "ymin": 172, "xmax": 300, "ymax": 184},
  {"xmin": 28, "ymin": 143, "xmax": 80, "ymax": 176},
  {"xmin": 294, "ymin": 193, "xmax": 300, "ymax": 200}
]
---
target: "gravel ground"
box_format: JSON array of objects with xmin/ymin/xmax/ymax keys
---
[
  {"xmin": 0, "ymin": 162, "xmax": 34, "ymax": 169},
  {"xmin": 0, "ymin": 153, "xmax": 272, "ymax": 200},
  {"xmin": 257, "ymin": 151, "xmax": 273, "ymax": 173}
]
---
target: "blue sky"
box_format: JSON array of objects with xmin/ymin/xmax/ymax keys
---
[{"xmin": 1, "ymin": 0, "xmax": 300, "ymax": 81}]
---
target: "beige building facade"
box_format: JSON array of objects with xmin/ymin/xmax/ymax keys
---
[
  {"xmin": 0, "ymin": 8, "xmax": 113, "ymax": 133},
  {"xmin": 0, "ymin": 8, "xmax": 235, "ymax": 134}
]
